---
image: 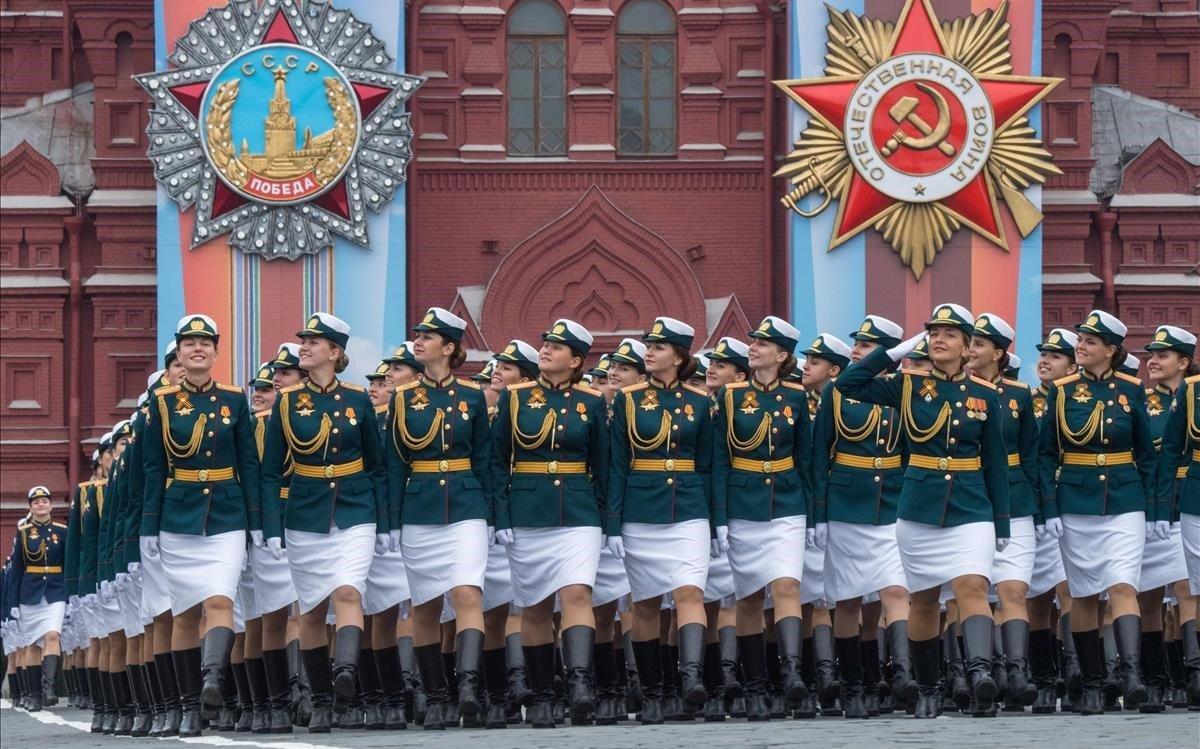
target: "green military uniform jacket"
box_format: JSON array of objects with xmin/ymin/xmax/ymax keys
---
[
  {"xmin": 993, "ymin": 377, "xmax": 1040, "ymax": 522},
  {"xmin": 1037, "ymin": 369, "xmax": 1157, "ymax": 520},
  {"xmin": 64, "ymin": 481, "xmax": 88, "ymax": 598},
  {"xmin": 121, "ymin": 408, "xmax": 149, "ymax": 568},
  {"xmin": 811, "ymin": 379, "xmax": 905, "ymax": 525},
  {"xmin": 1157, "ymin": 374, "xmax": 1200, "ymax": 517},
  {"xmin": 78, "ymin": 480, "xmax": 104, "ymax": 596},
  {"xmin": 142, "ymin": 379, "xmax": 261, "ymax": 537},
  {"xmin": 490, "ymin": 378, "xmax": 609, "ymax": 530},
  {"xmin": 835, "ymin": 347, "xmax": 1011, "ymax": 539},
  {"xmin": 607, "ymin": 379, "xmax": 713, "ymax": 537},
  {"xmin": 261, "ymin": 379, "xmax": 387, "ymax": 538},
  {"xmin": 712, "ymin": 379, "xmax": 814, "ymax": 525},
  {"xmin": 385, "ymin": 374, "xmax": 492, "ymax": 527},
  {"xmin": 97, "ymin": 449, "xmax": 125, "ymax": 584},
  {"xmin": 1145, "ymin": 383, "xmax": 1182, "ymax": 521}
]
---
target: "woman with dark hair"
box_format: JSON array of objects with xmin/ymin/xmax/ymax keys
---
[
  {"xmin": 836, "ymin": 303, "xmax": 1010, "ymax": 720},
  {"xmin": 141, "ymin": 314, "xmax": 261, "ymax": 736},
  {"xmin": 607, "ymin": 317, "xmax": 713, "ymax": 725},
  {"xmin": 1137, "ymin": 324, "xmax": 1197, "ymax": 711},
  {"xmin": 259, "ymin": 312, "xmax": 388, "ymax": 732},
  {"xmin": 387, "ymin": 307, "xmax": 492, "ymax": 731},
  {"xmin": 492, "ymin": 320, "xmax": 608, "ymax": 727},
  {"xmin": 1038, "ymin": 309, "xmax": 1157, "ymax": 715}
]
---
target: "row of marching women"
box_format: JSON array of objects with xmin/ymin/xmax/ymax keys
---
[{"xmin": 3, "ymin": 303, "xmax": 1198, "ymax": 734}]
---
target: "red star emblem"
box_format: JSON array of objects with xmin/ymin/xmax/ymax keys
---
[{"xmin": 776, "ymin": 0, "xmax": 1060, "ymax": 255}]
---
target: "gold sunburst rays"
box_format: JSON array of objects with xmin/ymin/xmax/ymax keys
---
[{"xmin": 823, "ymin": 6, "xmax": 895, "ymax": 76}]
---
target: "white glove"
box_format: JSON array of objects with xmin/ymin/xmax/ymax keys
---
[
  {"xmin": 142, "ymin": 535, "xmax": 160, "ymax": 557},
  {"xmin": 1146, "ymin": 520, "xmax": 1170, "ymax": 541},
  {"xmin": 250, "ymin": 530, "xmax": 264, "ymax": 548},
  {"xmin": 127, "ymin": 562, "xmax": 140, "ymax": 576},
  {"xmin": 10, "ymin": 608, "xmax": 19, "ymax": 620},
  {"xmin": 886, "ymin": 332, "xmax": 928, "ymax": 363},
  {"xmin": 715, "ymin": 526, "xmax": 730, "ymax": 553},
  {"xmin": 84, "ymin": 593, "xmax": 97, "ymax": 607},
  {"xmin": 1035, "ymin": 525, "xmax": 1047, "ymax": 542},
  {"xmin": 608, "ymin": 535, "xmax": 625, "ymax": 560},
  {"xmin": 99, "ymin": 581, "xmax": 113, "ymax": 601},
  {"xmin": 710, "ymin": 539, "xmax": 722, "ymax": 559},
  {"xmin": 495, "ymin": 528, "xmax": 514, "ymax": 546},
  {"xmin": 389, "ymin": 529, "xmax": 402, "ymax": 553},
  {"xmin": 69, "ymin": 595, "xmax": 80, "ymax": 611},
  {"xmin": 487, "ymin": 526, "xmax": 497, "ymax": 547},
  {"xmin": 115, "ymin": 572, "xmax": 129, "ymax": 591},
  {"xmin": 1044, "ymin": 517, "xmax": 1063, "ymax": 540},
  {"xmin": 375, "ymin": 533, "xmax": 390, "ymax": 555},
  {"xmin": 266, "ymin": 537, "xmax": 283, "ymax": 560},
  {"xmin": 805, "ymin": 527, "xmax": 816, "ymax": 549},
  {"xmin": 814, "ymin": 523, "xmax": 829, "ymax": 550},
  {"xmin": 995, "ymin": 537, "xmax": 1010, "ymax": 553}
]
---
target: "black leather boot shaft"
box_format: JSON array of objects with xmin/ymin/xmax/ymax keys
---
[
  {"xmin": 128, "ymin": 665, "xmax": 153, "ymax": 737},
  {"xmin": 414, "ymin": 643, "xmax": 447, "ymax": 730},
  {"xmin": 331, "ymin": 625, "xmax": 363, "ymax": 702},
  {"xmin": 961, "ymin": 615, "xmax": 997, "ymax": 704},
  {"xmin": 836, "ymin": 635, "xmax": 867, "ymax": 719},
  {"xmin": 174, "ymin": 648, "xmax": 204, "ymax": 736},
  {"xmin": 244, "ymin": 657, "xmax": 270, "ymax": 733},
  {"xmin": 301, "ymin": 646, "xmax": 334, "ymax": 733},
  {"xmin": 737, "ymin": 633, "xmax": 771, "ymax": 721},
  {"xmin": 631, "ymin": 638, "xmax": 664, "ymax": 725},
  {"xmin": 1112, "ymin": 615, "xmax": 1146, "ymax": 708},
  {"xmin": 261, "ymin": 648, "xmax": 294, "ymax": 733},
  {"xmin": 561, "ymin": 625, "xmax": 596, "ymax": 723},
  {"xmin": 454, "ymin": 628, "xmax": 484, "ymax": 720},
  {"xmin": 481, "ymin": 647, "xmax": 509, "ymax": 728},
  {"xmin": 1001, "ymin": 619, "xmax": 1036, "ymax": 706},
  {"xmin": 522, "ymin": 642, "xmax": 557, "ymax": 728},
  {"xmin": 676, "ymin": 623, "xmax": 706, "ymax": 709},
  {"xmin": 1072, "ymin": 629, "xmax": 1104, "ymax": 715},
  {"xmin": 911, "ymin": 636, "xmax": 941, "ymax": 719},
  {"xmin": 811, "ymin": 625, "xmax": 838, "ymax": 701},
  {"xmin": 199, "ymin": 626, "xmax": 235, "ymax": 716}
]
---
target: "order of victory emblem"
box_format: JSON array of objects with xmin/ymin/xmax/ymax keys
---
[
  {"xmin": 773, "ymin": 0, "xmax": 1061, "ymax": 279},
  {"xmin": 135, "ymin": 0, "xmax": 423, "ymax": 260}
]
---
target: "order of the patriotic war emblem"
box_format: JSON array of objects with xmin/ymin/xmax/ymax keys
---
[{"xmin": 135, "ymin": 0, "xmax": 423, "ymax": 260}]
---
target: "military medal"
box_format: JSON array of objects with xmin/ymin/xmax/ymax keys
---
[
  {"xmin": 528, "ymin": 388, "xmax": 547, "ymax": 409},
  {"xmin": 640, "ymin": 389, "xmax": 660, "ymax": 411},
  {"xmin": 1033, "ymin": 395, "xmax": 1046, "ymax": 419},
  {"xmin": 576, "ymin": 401, "xmax": 588, "ymax": 421},
  {"xmin": 346, "ymin": 407, "xmax": 357, "ymax": 426},
  {"xmin": 1009, "ymin": 398, "xmax": 1019, "ymax": 420},
  {"xmin": 220, "ymin": 405, "xmax": 231, "ymax": 425},
  {"xmin": 1147, "ymin": 392, "xmax": 1163, "ymax": 415},
  {"xmin": 295, "ymin": 392, "xmax": 316, "ymax": 417},
  {"xmin": 919, "ymin": 378, "xmax": 938, "ymax": 403},
  {"xmin": 684, "ymin": 403, "xmax": 695, "ymax": 422},
  {"xmin": 459, "ymin": 401, "xmax": 470, "ymax": 421},
  {"xmin": 1071, "ymin": 382, "xmax": 1092, "ymax": 404},
  {"xmin": 1118, "ymin": 394, "xmax": 1130, "ymax": 413},
  {"xmin": 739, "ymin": 391, "xmax": 760, "ymax": 415},
  {"xmin": 783, "ymin": 405, "xmax": 794, "ymax": 426},
  {"xmin": 410, "ymin": 388, "xmax": 429, "ymax": 411},
  {"xmin": 174, "ymin": 392, "xmax": 195, "ymax": 416}
]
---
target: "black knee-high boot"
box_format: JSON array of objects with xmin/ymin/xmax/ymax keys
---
[
  {"xmin": 961, "ymin": 616, "xmax": 997, "ymax": 705},
  {"xmin": 128, "ymin": 665, "xmax": 153, "ymax": 737},
  {"xmin": 504, "ymin": 632, "xmax": 531, "ymax": 714},
  {"xmin": 27, "ymin": 663, "xmax": 45, "ymax": 712},
  {"xmin": 245, "ymin": 657, "xmax": 271, "ymax": 732},
  {"xmin": 261, "ymin": 648, "xmax": 294, "ymax": 733},
  {"xmin": 911, "ymin": 637, "xmax": 941, "ymax": 719},
  {"xmin": 88, "ymin": 667, "xmax": 106, "ymax": 732},
  {"xmin": 1139, "ymin": 630, "xmax": 1166, "ymax": 713},
  {"xmin": 836, "ymin": 636, "xmax": 868, "ymax": 719},
  {"xmin": 414, "ymin": 643, "xmax": 447, "ymax": 731},
  {"xmin": 522, "ymin": 642, "xmax": 557, "ymax": 728},
  {"xmin": 357, "ymin": 646, "xmax": 384, "ymax": 729},
  {"xmin": 145, "ymin": 659, "xmax": 166, "ymax": 736},
  {"xmin": 560, "ymin": 625, "xmax": 595, "ymax": 724},
  {"xmin": 1002, "ymin": 619, "xmax": 1036, "ymax": 707},
  {"xmin": 300, "ymin": 647, "xmax": 334, "ymax": 733},
  {"xmin": 174, "ymin": 648, "xmax": 204, "ymax": 736},
  {"xmin": 738, "ymin": 633, "xmax": 770, "ymax": 721},
  {"xmin": 594, "ymin": 640, "xmax": 621, "ymax": 725},
  {"xmin": 373, "ymin": 646, "xmax": 407, "ymax": 729},
  {"xmin": 1029, "ymin": 628, "xmax": 1057, "ymax": 713},
  {"xmin": 1072, "ymin": 629, "xmax": 1104, "ymax": 715},
  {"xmin": 331, "ymin": 626, "xmax": 363, "ymax": 702},
  {"xmin": 812, "ymin": 625, "xmax": 837, "ymax": 702},
  {"xmin": 481, "ymin": 647, "xmax": 509, "ymax": 728},
  {"xmin": 1183, "ymin": 620, "xmax": 1200, "ymax": 709},
  {"xmin": 112, "ymin": 668, "xmax": 134, "ymax": 735},
  {"xmin": 677, "ymin": 623, "xmax": 706, "ymax": 709},
  {"xmin": 631, "ymin": 639, "xmax": 664, "ymax": 725},
  {"xmin": 228, "ymin": 660, "xmax": 251, "ymax": 731},
  {"xmin": 199, "ymin": 627, "xmax": 235, "ymax": 718},
  {"xmin": 41, "ymin": 654, "xmax": 61, "ymax": 706},
  {"xmin": 155, "ymin": 652, "xmax": 182, "ymax": 736},
  {"xmin": 861, "ymin": 637, "xmax": 881, "ymax": 716},
  {"xmin": 775, "ymin": 617, "xmax": 808, "ymax": 704},
  {"xmin": 1112, "ymin": 615, "xmax": 1146, "ymax": 708}
]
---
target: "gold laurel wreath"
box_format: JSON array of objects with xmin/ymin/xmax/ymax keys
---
[
  {"xmin": 314, "ymin": 78, "xmax": 358, "ymax": 185},
  {"xmin": 776, "ymin": 1, "xmax": 1061, "ymax": 279}
]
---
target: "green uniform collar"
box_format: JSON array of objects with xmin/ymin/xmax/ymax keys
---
[
  {"xmin": 537, "ymin": 376, "xmax": 572, "ymax": 391},
  {"xmin": 1080, "ymin": 368, "xmax": 1114, "ymax": 382},
  {"xmin": 751, "ymin": 378, "xmax": 781, "ymax": 392},
  {"xmin": 181, "ymin": 378, "xmax": 215, "ymax": 393},
  {"xmin": 649, "ymin": 377, "xmax": 680, "ymax": 390},
  {"xmin": 420, "ymin": 373, "xmax": 455, "ymax": 389},
  {"xmin": 929, "ymin": 366, "xmax": 967, "ymax": 382},
  {"xmin": 1154, "ymin": 382, "xmax": 1175, "ymax": 396},
  {"xmin": 305, "ymin": 378, "xmax": 341, "ymax": 394}
]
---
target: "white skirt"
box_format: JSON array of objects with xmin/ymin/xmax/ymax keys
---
[
  {"xmin": 825, "ymin": 521, "xmax": 907, "ymax": 601},
  {"xmin": 1059, "ymin": 511, "xmax": 1144, "ymax": 598},
  {"xmin": 120, "ymin": 578, "xmax": 144, "ymax": 637},
  {"xmin": 139, "ymin": 538, "xmax": 172, "ymax": 620},
  {"xmin": 622, "ymin": 520, "xmax": 710, "ymax": 602},
  {"xmin": 728, "ymin": 516, "xmax": 806, "ymax": 602},
  {"xmin": 1027, "ymin": 530, "xmax": 1067, "ymax": 598},
  {"xmin": 17, "ymin": 599, "xmax": 65, "ymax": 648},
  {"xmin": 160, "ymin": 530, "xmax": 246, "ymax": 615},
  {"xmin": 1139, "ymin": 522, "xmax": 1189, "ymax": 592},
  {"xmin": 1183, "ymin": 513, "xmax": 1200, "ymax": 595},
  {"xmin": 483, "ymin": 538, "xmax": 515, "ymax": 612},
  {"xmin": 365, "ymin": 546, "xmax": 411, "ymax": 616},
  {"xmin": 237, "ymin": 561, "xmax": 259, "ymax": 622},
  {"xmin": 896, "ymin": 519, "xmax": 994, "ymax": 593},
  {"xmin": 250, "ymin": 544, "xmax": 297, "ymax": 615},
  {"xmin": 991, "ymin": 516, "xmax": 1037, "ymax": 588},
  {"xmin": 286, "ymin": 523, "xmax": 375, "ymax": 615},
  {"xmin": 402, "ymin": 520, "xmax": 488, "ymax": 607},
  {"xmin": 704, "ymin": 551, "xmax": 736, "ymax": 605},
  {"xmin": 508, "ymin": 526, "xmax": 602, "ymax": 608},
  {"xmin": 96, "ymin": 591, "xmax": 125, "ymax": 635},
  {"xmin": 593, "ymin": 545, "xmax": 631, "ymax": 606}
]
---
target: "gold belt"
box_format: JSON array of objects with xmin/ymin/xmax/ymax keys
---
[
  {"xmin": 909, "ymin": 455, "xmax": 981, "ymax": 472},
  {"xmin": 1007, "ymin": 453, "xmax": 1020, "ymax": 468},
  {"xmin": 293, "ymin": 458, "xmax": 365, "ymax": 479},
  {"xmin": 1061, "ymin": 451, "xmax": 1133, "ymax": 467},
  {"xmin": 632, "ymin": 459, "xmax": 695, "ymax": 472},
  {"xmin": 411, "ymin": 458, "xmax": 472, "ymax": 473},
  {"xmin": 27, "ymin": 565, "xmax": 62, "ymax": 574},
  {"xmin": 1179, "ymin": 466, "xmax": 1189, "ymax": 480},
  {"xmin": 833, "ymin": 453, "xmax": 902, "ymax": 471},
  {"xmin": 279, "ymin": 488, "xmax": 290, "ymax": 500},
  {"xmin": 172, "ymin": 467, "xmax": 235, "ymax": 482},
  {"xmin": 513, "ymin": 461, "xmax": 587, "ymax": 475},
  {"xmin": 731, "ymin": 456, "xmax": 797, "ymax": 473},
  {"xmin": 1193, "ymin": 449, "xmax": 1200, "ymax": 463}
]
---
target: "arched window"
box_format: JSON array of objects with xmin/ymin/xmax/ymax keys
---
[
  {"xmin": 507, "ymin": 0, "xmax": 566, "ymax": 156},
  {"xmin": 115, "ymin": 31, "xmax": 135, "ymax": 83},
  {"xmin": 617, "ymin": 0, "xmax": 676, "ymax": 156},
  {"xmin": 1051, "ymin": 33, "xmax": 1071, "ymax": 80}
]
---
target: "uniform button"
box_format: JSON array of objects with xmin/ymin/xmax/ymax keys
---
[
  {"xmin": 670, "ymin": 443, "xmax": 677, "ymax": 449},
  {"xmin": 960, "ymin": 385, "xmax": 967, "ymax": 391},
  {"xmin": 773, "ymin": 428, "xmax": 779, "ymax": 434},
  {"xmin": 955, "ymin": 402, "xmax": 962, "ymax": 407},
  {"xmin": 1106, "ymin": 401, "xmax": 1113, "ymax": 406},
  {"xmin": 448, "ymin": 390, "xmax": 455, "ymax": 396},
  {"xmin": 1105, "ymin": 418, "xmax": 1112, "ymax": 424},
  {"xmin": 944, "ymin": 474, "xmax": 952, "ymax": 481},
  {"xmin": 333, "ymin": 411, "xmax": 340, "ymax": 417},
  {"xmin": 949, "ymin": 438, "xmax": 957, "ymax": 445},
  {"xmin": 1108, "ymin": 383, "xmax": 1115, "ymax": 389},
  {"xmin": 881, "ymin": 420, "xmax": 888, "ymax": 426},
  {"xmin": 765, "ymin": 478, "xmax": 772, "ymax": 485},
  {"xmin": 557, "ymin": 425, "xmax": 565, "ymax": 431},
  {"xmin": 565, "ymin": 391, "xmax": 571, "ymax": 398},
  {"xmin": 562, "ymin": 408, "xmax": 568, "ymax": 414},
  {"xmin": 666, "ymin": 478, "xmax": 674, "ymax": 485},
  {"xmin": 877, "ymin": 439, "xmax": 885, "ymax": 445},
  {"xmin": 205, "ymin": 451, "xmax": 212, "ymax": 457},
  {"xmin": 776, "ymin": 395, "xmax": 783, "ymax": 401},
  {"xmin": 202, "ymin": 488, "xmax": 210, "ymax": 495},
  {"xmin": 553, "ymin": 479, "xmax": 561, "ymax": 487},
  {"xmin": 1098, "ymin": 475, "xmax": 1106, "ymax": 482},
  {"xmin": 674, "ymin": 408, "xmax": 681, "ymax": 414},
  {"xmin": 332, "ymin": 428, "xmax": 340, "ymax": 434},
  {"xmin": 773, "ymin": 411, "xmax": 780, "ymax": 417},
  {"xmin": 671, "ymin": 425, "xmax": 679, "ymax": 431},
  {"xmin": 332, "ymin": 447, "xmax": 339, "ymax": 453},
  {"xmin": 445, "ymin": 406, "xmax": 453, "ymax": 413},
  {"xmin": 873, "ymin": 476, "xmax": 881, "ymax": 483},
  {"xmin": 675, "ymin": 393, "xmax": 682, "ymax": 398},
  {"xmin": 330, "ymin": 482, "xmax": 336, "ymax": 488},
  {"xmin": 952, "ymin": 420, "xmax": 959, "ymax": 426},
  {"xmin": 1102, "ymin": 439, "xmax": 1110, "ymax": 445},
  {"xmin": 210, "ymin": 395, "xmax": 217, "ymax": 401},
  {"xmin": 334, "ymin": 394, "xmax": 341, "ymax": 400},
  {"xmin": 207, "ymin": 431, "xmax": 214, "ymax": 437},
  {"xmin": 209, "ymin": 412, "xmax": 216, "ymax": 418},
  {"xmin": 439, "ymin": 479, "xmax": 446, "ymax": 486},
  {"xmin": 443, "ymin": 424, "xmax": 451, "ymax": 430}
]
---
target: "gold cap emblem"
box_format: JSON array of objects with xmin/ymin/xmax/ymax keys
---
[
  {"xmin": 189, "ymin": 318, "xmax": 205, "ymax": 331},
  {"xmin": 652, "ymin": 321, "xmax": 664, "ymax": 335},
  {"xmin": 1155, "ymin": 330, "xmax": 1168, "ymax": 341},
  {"xmin": 811, "ymin": 337, "xmax": 823, "ymax": 349},
  {"xmin": 422, "ymin": 312, "xmax": 435, "ymax": 325},
  {"xmin": 1048, "ymin": 333, "xmax": 1060, "ymax": 344},
  {"xmin": 860, "ymin": 320, "xmax": 872, "ymax": 332},
  {"xmin": 936, "ymin": 306, "xmax": 952, "ymax": 320},
  {"xmin": 1086, "ymin": 314, "xmax": 1099, "ymax": 327},
  {"xmin": 618, "ymin": 344, "xmax": 631, "ymax": 355},
  {"xmin": 553, "ymin": 323, "xmax": 566, "ymax": 335},
  {"xmin": 503, "ymin": 343, "xmax": 516, "ymax": 354},
  {"xmin": 307, "ymin": 315, "xmax": 320, "ymax": 330},
  {"xmin": 715, "ymin": 342, "xmax": 727, "ymax": 353},
  {"xmin": 258, "ymin": 367, "xmax": 270, "ymax": 379}
]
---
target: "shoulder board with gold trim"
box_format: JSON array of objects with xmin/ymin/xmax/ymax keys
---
[
  {"xmin": 621, "ymin": 382, "xmax": 650, "ymax": 394},
  {"xmin": 52, "ymin": 521, "xmax": 68, "ymax": 530},
  {"xmin": 899, "ymin": 368, "xmax": 925, "ymax": 377},
  {"xmin": 374, "ymin": 404, "xmax": 388, "ymax": 415},
  {"xmin": 254, "ymin": 410, "xmax": 270, "ymax": 420},
  {"xmin": 1002, "ymin": 378, "xmax": 1029, "ymax": 389},
  {"xmin": 77, "ymin": 481, "xmax": 92, "ymax": 490},
  {"xmin": 1053, "ymin": 373, "xmax": 1080, "ymax": 388},
  {"xmin": 969, "ymin": 376, "xmax": 997, "ymax": 390},
  {"xmin": 508, "ymin": 381, "xmax": 538, "ymax": 391},
  {"xmin": 781, "ymin": 381, "xmax": 806, "ymax": 392},
  {"xmin": 725, "ymin": 381, "xmax": 750, "ymax": 390},
  {"xmin": 396, "ymin": 381, "xmax": 421, "ymax": 393},
  {"xmin": 217, "ymin": 383, "xmax": 244, "ymax": 393},
  {"xmin": 1114, "ymin": 372, "xmax": 1142, "ymax": 386},
  {"xmin": 280, "ymin": 383, "xmax": 305, "ymax": 394},
  {"xmin": 17, "ymin": 523, "xmax": 29, "ymax": 531},
  {"xmin": 153, "ymin": 384, "xmax": 180, "ymax": 397},
  {"xmin": 340, "ymin": 382, "xmax": 366, "ymax": 392},
  {"xmin": 573, "ymin": 383, "xmax": 602, "ymax": 397},
  {"xmin": 455, "ymin": 378, "xmax": 481, "ymax": 390},
  {"xmin": 683, "ymin": 383, "xmax": 707, "ymax": 397},
  {"xmin": 1145, "ymin": 388, "xmax": 1156, "ymax": 397},
  {"xmin": 1186, "ymin": 373, "xmax": 1200, "ymax": 384}
]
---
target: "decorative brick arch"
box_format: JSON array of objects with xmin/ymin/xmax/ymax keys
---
[
  {"xmin": 1117, "ymin": 139, "xmax": 1200, "ymax": 196},
  {"xmin": 479, "ymin": 185, "xmax": 707, "ymax": 355},
  {"xmin": 0, "ymin": 141, "xmax": 61, "ymax": 196}
]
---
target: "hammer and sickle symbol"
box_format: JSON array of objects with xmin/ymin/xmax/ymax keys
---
[{"xmin": 881, "ymin": 82, "xmax": 956, "ymax": 158}]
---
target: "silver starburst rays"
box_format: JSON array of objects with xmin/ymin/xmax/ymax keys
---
[{"xmin": 136, "ymin": 0, "xmax": 423, "ymax": 260}]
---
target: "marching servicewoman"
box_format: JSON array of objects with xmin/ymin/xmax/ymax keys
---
[
  {"xmin": 811, "ymin": 317, "xmax": 914, "ymax": 719},
  {"xmin": 77, "ymin": 435, "xmax": 109, "ymax": 731},
  {"xmin": 1027, "ymin": 329, "xmax": 1079, "ymax": 713},
  {"xmin": 492, "ymin": 322, "xmax": 609, "ymax": 727},
  {"xmin": 607, "ymin": 317, "xmax": 713, "ymax": 725},
  {"xmin": 712, "ymin": 317, "xmax": 813, "ymax": 722},
  {"xmin": 1038, "ymin": 310, "xmax": 1157, "ymax": 715},
  {"xmin": 260, "ymin": 313, "xmax": 388, "ymax": 733},
  {"xmin": 386, "ymin": 307, "xmax": 492, "ymax": 731},
  {"xmin": 97, "ymin": 422, "xmax": 134, "ymax": 735},
  {"xmin": 1139, "ymin": 325, "xmax": 1198, "ymax": 711},
  {"xmin": 141, "ymin": 314, "xmax": 261, "ymax": 736},
  {"xmin": 968, "ymin": 313, "xmax": 1039, "ymax": 708},
  {"xmin": 836, "ymin": 303, "xmax": 1010, "ymax": 720},
  {"xmin": 5, "ymin": 486, "xmax": 69, "ymax": 712}
]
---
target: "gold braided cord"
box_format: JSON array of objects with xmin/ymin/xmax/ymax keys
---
[
  {"xmin": 723, "ymin": 387, "xmax": 770, "ymax": 452},
  {"xmin": 1188, "ymin": 381, "xmax": 1200, "ymax": 443},
  {"xmin": 832, "ymin": 388, "xmax": 880, "ymax": 442},
  {"xmin": 96, "ymin": 484, "xmax": 105, "ymax": 517},
  {"xmin": 1054, "ymin": 385, "xmax": 1104, "ymax": 448},
  {"xmin": 392, "ymin": 393, "xmax": 443, "ymax": 453},
  {"xmin": 900, "ymin": 375, "xmax": 952, "ymax": 444},
  {"xmin": 21, "ymin": 526, "xmax": 46, "ymax": 563},
  {"xmin": 280, "ymin": 392, "xmax": 332, "ymax": 457},
  {"xmin": 156, "ymin": 395, "xmax": 206, "ymax": 460},
  {"xmin": 254, "ymin": 418, "xmax": 266, "ymax": 462},
  {"xmin": 510, "ymin": 389, "xmax": 556, "ymax": 451},
  {"xmin": 626, "ymin": 392, "xmax": 671, "ymax": 452}
]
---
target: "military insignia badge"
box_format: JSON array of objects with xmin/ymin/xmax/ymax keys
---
[
  {"xmin": 1155, "ymin": 330, "xmax": 1168, "ymax": 342},
  {"xmin": 174, "ymin": 392, "xmax": 195, "ymax": 416},
  {"xmin": 410, "ymin": 387, "xmax": 429, "ymax": 411},
  {"xmin": 1032, "ymin": 394, "xmax": 1046, "ymax": 419},
  {"xmin": 189, "ymin": 318, "xmax": 206, "ymax": 331},
  {"xmin": 1147, "ymin": 392, "xmax": 1163, "ymax": 416},
  {"xmin": 346, "ymin": 406, "xmax": 357, "ymax": 426},
  {"xmin": 135, "ymin": 0, "xmax": 423, "ymax": 260},
  {"xmin": 294, "ymin": 392, "xmax": 316, "ymax": 416},
  {"xmin": 919, "ymin": 378, "xmax": 938, "ymax": 402},
  {"xmin": 576, "ymin": 401, "xmax": 589, "ymax": 421},
  {"xmin": 1118, "ymin": 393, "xmax": 1130, "ymax": 413},
  {"xmin": 774, "ymin": 0, "xmax": 1061, "ymax": 278},
  {"xmin": 640, "ymin": 389, "xmax": 661, "ymax": 411},
  {"xmin": 739, "ymin": 391, "xmax": 760, "ymax": 415},
  {"xmin": 528, "ymin": 388, "xmax": 547, "ymax": 409},
  {"xmin": 684, "ymin": 403, "xmax": 695, "ymax": 422},
  {"xmin": 1071, "ymin": 382, "xmax": 1092, "ymax": 404},
  {"xmin": 220, "ymin": 404, "xmax": 232, "ymax": 424},
  {"xmin": 458, "ymin": 400, "xmax": 470, "ymax": 421}
]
